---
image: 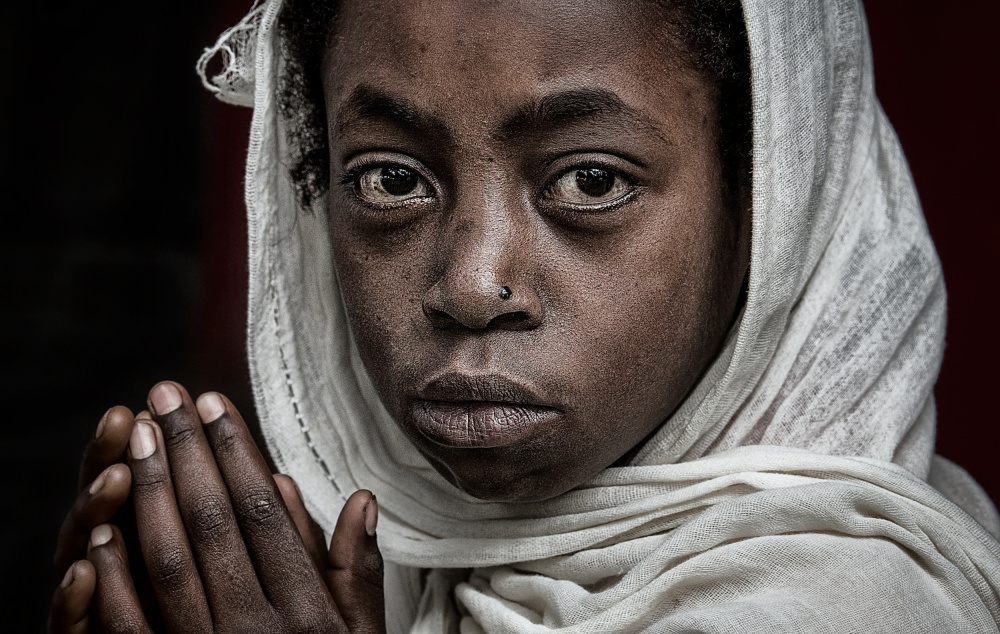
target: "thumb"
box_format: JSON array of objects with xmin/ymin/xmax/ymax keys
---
[{"xmin": 327, "ymin": 489, "xmax": 385, "ymax": 634}]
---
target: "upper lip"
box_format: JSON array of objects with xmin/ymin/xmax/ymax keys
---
[{"xmin": 417, "ymin": 372, "xmax": 555, "ymax": 409}]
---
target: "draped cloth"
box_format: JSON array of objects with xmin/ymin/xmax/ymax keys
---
[{"xmin": 198, "ymin": 0, "xmax": 1000, "ymax": 630}]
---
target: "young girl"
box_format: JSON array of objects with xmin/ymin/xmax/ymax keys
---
[{"xmin": 49, "ymin": 0, "xmax": 1000, "ymax": 631}]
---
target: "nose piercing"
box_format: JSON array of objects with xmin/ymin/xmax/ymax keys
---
[{"xmin": 498, "ymin": 286, "xmax": 512, "ymax": 300}]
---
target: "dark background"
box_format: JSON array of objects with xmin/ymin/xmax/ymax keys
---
[{"xmin": 1, "ymin": 1, "xmax": 996, "ymax": 629}]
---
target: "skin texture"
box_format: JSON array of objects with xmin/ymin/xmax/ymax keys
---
[
  {"xmin": 49, "ymin": 0, "xmax": 750, "ymax": 628},
  {"xmin": 49, "ymin": 383, "xmax": 386, "ymax": 634},
  {"xmin": 325, "ymin": 0, "xmax": 751, "ymax": 501}
]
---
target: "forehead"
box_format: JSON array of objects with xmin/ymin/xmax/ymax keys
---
[{"xmin": 324, "ymin": 0, "xmax": 693, "ymax": 124}]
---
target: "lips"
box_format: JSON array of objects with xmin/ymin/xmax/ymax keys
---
[{"xmin": 410, "ymin": 373, "xmax": 562, "ymax": 448}]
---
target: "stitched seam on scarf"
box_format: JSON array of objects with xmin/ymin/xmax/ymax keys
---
[{"xmin": 270, "ymin": 277, "xmax": 343, "ymax": 496}]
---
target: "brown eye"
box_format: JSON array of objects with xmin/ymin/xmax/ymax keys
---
[
  {"xmin": 356, "ymin": 165, "xmax": 433, "ymax": 204},
  {"xmin": 380, "ymin": 166, "xmax": 418, "ymax": 195},
  {"xmin": 575, "ymin": 168, "xmax": 615, "ymax": 197},
  {"xmin": 546, "ymin": 167, "xmax": 632, "ymax": 207}
]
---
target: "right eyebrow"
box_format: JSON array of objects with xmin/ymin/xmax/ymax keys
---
[{"xmin": 335, "ymin": 84, "xmax": 448, "ymax": 137}]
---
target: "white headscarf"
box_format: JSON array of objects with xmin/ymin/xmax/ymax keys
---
[{"xmin": 200, "ymin": 0, "xmax": 1000, "ymax": 630}]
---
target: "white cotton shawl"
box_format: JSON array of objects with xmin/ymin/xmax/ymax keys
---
[{"xmin": 198, "ymin": 0, "xmax": 1000, "ymax": 631}]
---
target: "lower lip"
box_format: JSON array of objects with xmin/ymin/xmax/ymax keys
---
[{"xmin": 410, "ymin": 400, "xmax": 561, "ymax": 448}]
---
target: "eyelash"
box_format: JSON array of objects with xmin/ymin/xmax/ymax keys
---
[
  {"xmin": 338, "ymin": 163, "xmax": 434, "ymax": 192},
  {"xmin": 540, "ymin": 163, "xmax": 639, "ymax": 211},
  {"xmin": 338, "ymin": 159, "xmax": 437, "ymax": 215}
]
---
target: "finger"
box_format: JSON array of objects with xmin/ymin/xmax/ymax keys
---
[
  {"xmin": 275, "ymin": 474, "xmax": 328, "ymax": 571},
  {"xmin": 55, "ymin": 462, "xmax": 132, "ymax": 573},
  {"xmin": 47, "ymin": 560, "xmax": 94, "ymax": 634},
  {"xmin": 327, "ymin": 490, "xmax": 385, "ymax": 634},
  {"xmin": 197, "ymin": 392, "xmax": 338, "ymax": 615},
  {"xmin": 87, "ymin": 524, "xmax": 154, "ymax": 634},
  {"xmin": 79, "ymin": 406, "xmax": 135, "ymax": 490},
  {"xmin": 127, "ymin": 417, "xmax": 213, "ymax": 631},
  {"xmin": 147, "ymin": 381, "xmax": 267, "ymax": 617}
]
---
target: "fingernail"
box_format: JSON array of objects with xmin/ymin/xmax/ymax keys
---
[
  {"xmin": 196, "ymin": 393, "xmax": 226, "ymax": 424},
  {"xmin": 60, "ymin": 563, "xmax": 76, "ymax": 588},
  {"xmin": 150, "ymin": 383, "xmax": 182, "ymax": 416},
  {"xmin": 135, "ymin": 410, "xmax": 152, "ymax": 422},
  {"xmin": 90, "ymin": 524, "xmax": 112, "ymax": 548},
  {"xmin": 129, "ymin": 421, "xmax": 157, "ymax": 460},
  {"xmin": 88, "ymin": 467, "xmax": 109, "ymax": 495},
  {"xmin": 364, "ymin": 495, "xmax": 378, "ymax": 537}
]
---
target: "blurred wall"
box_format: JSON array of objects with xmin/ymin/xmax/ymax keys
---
[{"xmin": 1, "ymin": 0, "xmax": 996, "ymax": 630}]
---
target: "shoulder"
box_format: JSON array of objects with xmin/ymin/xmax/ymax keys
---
[{"xmin": 647, "ymin": 530, "xmax": 994, "ymax": 633}]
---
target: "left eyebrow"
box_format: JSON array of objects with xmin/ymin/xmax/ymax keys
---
[{"xmin": 496, "ymin": 88, "xmax": 657, "ymax": 140}]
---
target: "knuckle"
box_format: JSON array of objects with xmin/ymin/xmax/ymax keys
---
[
  {"xmin": 212, "ymin": 425, "xmax": 240, "ymax": 453},
  {"xmin": 146, "ymin": 544, "xmax": 190, "ymax": 590},
  {"xmin": 235, "ymin": 488, "xmax": 282, "ymax": 527},
  {"xmin": 131, "ymin": 470, "xmax": 168, "ymax": 494},
  {"xmin": 162, "ymin": 424, "xmax": 197, "ymax": 450},
  {"xmin": 184, "ymin": 494, "xmax": 233, "ymax": 537},
  {"xmin": 355, "ymin": 548, "xmax": 385, "ymax": 588}
]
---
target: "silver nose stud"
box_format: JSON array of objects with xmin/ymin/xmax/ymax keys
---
[{"xmin": 498, "ymin": 286, "xmax": 512, "ymax": 300}]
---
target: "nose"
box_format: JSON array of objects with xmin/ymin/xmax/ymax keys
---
[
  {"xmin": 423, "ymin": 274, "xmax": 541, "ymax": 331},
  {"xmin": 422, "ymin": 207, "xmax": 542, "ymax": 332}
]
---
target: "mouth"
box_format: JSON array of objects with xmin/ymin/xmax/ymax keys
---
[{"xmin": 410, "ymin": 373, "xmax": 562, "ymax": 448}]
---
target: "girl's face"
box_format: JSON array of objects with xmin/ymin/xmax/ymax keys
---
[{"xmin": 324, "ymin": 0, "xmax": 750, "ymax": 501}]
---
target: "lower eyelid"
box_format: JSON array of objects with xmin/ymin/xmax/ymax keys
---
[{"xmin": 538, "ymin": 193, "xmax": 636, "ymax": 219}]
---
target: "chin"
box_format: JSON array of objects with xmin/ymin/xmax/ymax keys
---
[
  {"xmin": 419, "ymin": 446, "xmax": 581, "ymax": 503},
  {"xmin": 452, "ymin": 476, "xmax": 570, "ymax": 503}
]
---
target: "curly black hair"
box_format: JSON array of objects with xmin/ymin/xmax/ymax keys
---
[{"xmin": 277, "ymin": 0, "xmax": 751, "ymax": 211}]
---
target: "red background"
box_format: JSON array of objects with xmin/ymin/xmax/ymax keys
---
[
  {"xmin": 196, "ymin": 1, "xmax": 999, "ymax": 500},
  {"xmin": 866, "ymin": 3, "xmax": 999, "ymax": 498}
]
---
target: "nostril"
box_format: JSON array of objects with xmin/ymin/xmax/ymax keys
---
[
  {"xmin": 488, "ymin": 311, "xmax": 532, "ymax": 329},
  {"xmin": 422, "ymin": 280, "xmax": 541, "ymax": 331},
  {"xmin": 424, "ymin": 306, "xmax": 457, "ymax": 326}
]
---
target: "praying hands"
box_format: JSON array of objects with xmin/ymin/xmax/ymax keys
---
[{"xmin": 48, "ymin": 382, "xmax": 386, "ymax": 634}]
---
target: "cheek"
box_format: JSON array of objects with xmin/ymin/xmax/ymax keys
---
[
  {"xmin": 550, "ymin": 198, "xmax": 736, "ymax": 425},
  {"xmin": 329, "ymin": 218, "xmax": 427, "ymax": 382}
]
